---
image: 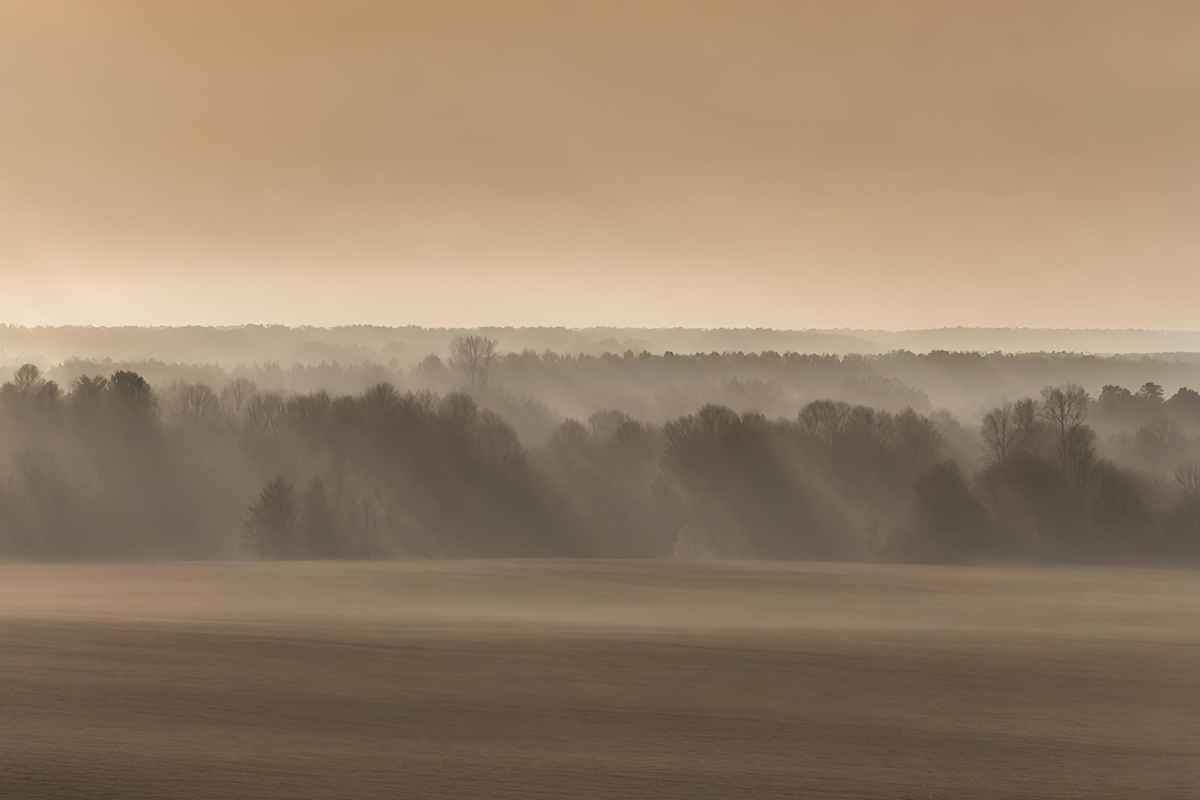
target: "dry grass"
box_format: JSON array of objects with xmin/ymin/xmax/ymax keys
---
[{"xmin": 2, "ymin": 560, "xmax": 1198, "ymax": 798}]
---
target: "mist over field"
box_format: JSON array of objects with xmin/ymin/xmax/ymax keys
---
[
  {"xmin": 4, "ymin": 560, "xmax": 1198, "ymax": 799},
  {"xmin": 8, "ymin": 343, "xmax": 1196, "ymax": 800},
  {"xmin": 5, "ymin": 1, "xmax": 1200, "ymax": 796},
  {"xmin": 0, "ymin": 326, "xmax": 1198, "ymax": 565}
]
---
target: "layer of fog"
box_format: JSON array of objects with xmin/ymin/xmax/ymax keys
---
[{"xmin": 1, "ymin": 334, "xmax": 1197, "ymax": 566}]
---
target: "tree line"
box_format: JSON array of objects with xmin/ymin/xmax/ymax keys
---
[
  {"xmin": 0, "ymin": 345, "xmax": 1197, "ymax": 565},
  {"xmin": 19, "ymin": 348, "xmax": 1200, "ymax": 444}
]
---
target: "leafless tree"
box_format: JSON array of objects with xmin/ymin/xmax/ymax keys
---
[
  {"xmin": 894, "ymin": 408, "xmax": 944, "ymax": 473},
  {"xmin": 1177, "ymin": 463, "xmax": 1200, "ymax": 500},
  {"xmin": 798, "ymin": 399, "xmax": 851, "ymax": 449},
  {"xmin": 167, "ymin": 382, "xmax": 222, "ymax": 429},
  {"xmin": 981, "ymin": 402, "xmax": 1014, "ymax": 463},
  {"xmin": 245, "ymin": 392, "xmax": 285, "ymax": 435},
  {"xmin": 1040, "ymin": 384, "xmax": 1093, "ymax": 482},
  {"xmin": 1063, "ymin": 423, "xmax": 1097, "ymax": 486},
  {"xmin": 1136, "ymin": 417, "xmax": 1184, "ymax": 451},
  {"xmin": 448, "ymin": 335, "xmax": 498, "ymax": 390},
  {"xmin": 1011, "ymin": 397, "xmax": 1044, "ymax": 455},
  {"xmin": 221, "ymin": 377, "xmax": 258, "ymax": 418},
  {"xmin": 1040, "ymin": 384, "xmax": 1089, "ymax": 434}
]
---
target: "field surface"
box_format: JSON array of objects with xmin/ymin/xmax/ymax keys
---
[{"xmin": 1, "ymin": 560, "xmax": 1197, "ymax": 799}]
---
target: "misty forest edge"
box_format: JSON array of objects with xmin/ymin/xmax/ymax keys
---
[{"xmin": 2, "ymin": 334, "xmax": 1199, "ymax": 565}]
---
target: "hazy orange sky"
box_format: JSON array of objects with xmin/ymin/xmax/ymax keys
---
[{"xmin": 1, "ymin": 1, "xmax": 1197, "ymax": 329}]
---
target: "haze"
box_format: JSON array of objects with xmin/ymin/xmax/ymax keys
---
[
  {"xmin": 5, "ymin": 6, "xmax": 1200, "ymax": 797},
  {"xmin": 2, "ymin": 1, "xmax": 1199, "ymax": 328}
]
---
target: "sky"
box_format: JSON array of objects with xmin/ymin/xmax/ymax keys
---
[{"xmin": 1, "ymin": 1, "xmax": 1198, "ymax": 329}]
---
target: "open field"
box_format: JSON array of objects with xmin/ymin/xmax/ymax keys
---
[{"xmin": 2, "ymin": 560, "xmax": 1198, "ymax": 799}]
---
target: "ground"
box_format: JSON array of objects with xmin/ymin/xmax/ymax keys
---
[{"xmin": 1, "ymin": 560, "xmax": 1197, "ymax": 799}]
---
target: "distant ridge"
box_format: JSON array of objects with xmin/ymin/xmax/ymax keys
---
[
  {"xmin": 2, "ymin": 325, "xmax": 1199, "ymax": 366},
  {"xmin": 838, "ymin": 327, "xmax": 1200, "ymax": 355}
]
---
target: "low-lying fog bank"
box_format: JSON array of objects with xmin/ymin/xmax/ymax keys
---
[{"xmin": 1, "ymin": 338, "xmax": 1198, "ymax": 565}]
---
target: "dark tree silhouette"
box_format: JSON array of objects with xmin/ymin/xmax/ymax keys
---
[
  {"xmin": 1040, "ymin": 384, "xmax": 1093, "ymax": 484},
  {"xmin": 167, "ymin": 382, "xmax": 222, "ymax": 429},
  {"xmin": 897, "ymin": 461, "xmax": 995, "ymax": 564},
  {"xmin": 448, "ymin": 335, "xmax": 498, "ymax": 390},
  {"xmin": 243, "ymin": 477, "xmax": 299, "ymax": 559},
  {"xmin": 1137, "ymin": 382, "xmax": 1165, "ymax": 404},
  {"xmin": 109, "ymin": 370, "xmax": 157, "ymax": 421},
  {"xmin": 981, "ymin": 402, "xmax": 1014, "ymax": 463},
  {"xmin": 1, "ymin": 359, "xmax": 1199, "ymax": 566},
  {"xmin": 13, "ymin": 364, "xmax": 43, "ymax": 395},
  {"xmin": 1011, "ymin": 397, "xmax": 1047, "ymax": 456},
  {"xmin": 221, "ymin": 377, "xmax": 258, "ymax": 418}
]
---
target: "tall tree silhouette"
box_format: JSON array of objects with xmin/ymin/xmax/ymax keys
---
[
  {"xmin": 449, "ymin": 335, "xmax": 498, "ymax": 390},
  {"xmin": 243, "ymin": 477, "xmax": 299, "ymax": 559}
]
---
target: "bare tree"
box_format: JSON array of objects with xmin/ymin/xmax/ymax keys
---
[
  {"xmin": 893, "ymin": 408, "xmax": 944, "ymax": 473},
  {"xmin": 221, "ymin": 377, "xmax": 258, "ymax": 418},
  {"xmin": 1063, "ymin": 423, "xmax": 1097, "ymax": 485},
  {"xmin": 1176, "ymin": 463, "xmax": 1200, "ymax": 500},
  {"xmin": 980, "ymin": 402, "xmax": 1014, "ymax": 463},
  {"xmin": 1011, "ymin": 397, "xmax": 1045, "ymax": 455},
  {"xmin": 798, "ymin": 399, "xmax": 851, "ymax": 449},
  {"xmin": 245, "ymin": 392, "xmax": 285, "ymax": 435},
  {"xmin": 448, "ymin": 335, "xmax": 499, "ymax": 390},
  {"xmin": 166, "ymin": 381, "xmax": 222, "ymax": 429},
  {"xmin": 1040, "ymin": 384, "xmax": 1089, "ymax": 433},
  {"xmin": 1040, "ymin": 384, "xmax": 1093, "ymax": 483}
]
